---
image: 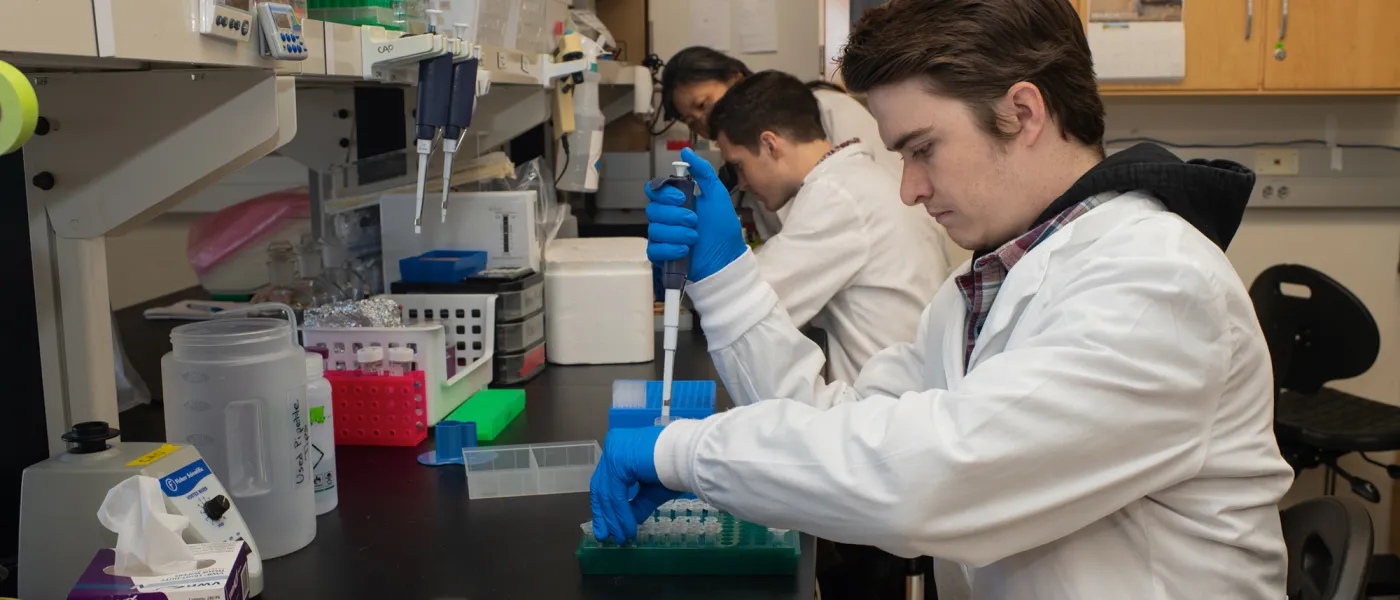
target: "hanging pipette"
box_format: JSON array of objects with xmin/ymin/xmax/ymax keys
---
[
  {"xmin": 440, "ymin": 53, "xmax": 480, "ymax": 223},
  {"xmin": 413, "ymin": 52, "xmax": 453, "ymax": 234}
]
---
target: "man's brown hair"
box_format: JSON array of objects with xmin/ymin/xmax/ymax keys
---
[
  {"xmin": 709, "ymin": 71, "xmax": 827, "ymax": 152},
  {"xmin": 840, "ymin": 0, "xmax": 1105, "ymax": 150}
]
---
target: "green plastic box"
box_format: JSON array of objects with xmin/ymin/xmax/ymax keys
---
[
  {"xmin": 445, "ymin": 389, "xmax": 525, "ymax": 441},
  {"xmin": 577, "ymin": 511, "xmax": 801, "ymax": 575}
]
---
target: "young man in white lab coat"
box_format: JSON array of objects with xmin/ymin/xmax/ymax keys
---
[
  {"xmin": 592, "ymin": 0, "xmax": 1294, "ymax": 599},
  {"xmin": 664, "ymin": 70, "xmax": 948, "ymax": 384}
]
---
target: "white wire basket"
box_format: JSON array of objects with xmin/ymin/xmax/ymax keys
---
[{"xmin": 303, "ymin": 294, "xmax": 497, "ymax": 424}]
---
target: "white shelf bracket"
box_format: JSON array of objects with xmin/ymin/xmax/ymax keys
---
[
  {"xmin": 360, "ymin": 25, "xmax": 447, "ymax": 83},
  {"xmin": 21, "ymin": 68, "xmax": 294, "ymax": 449},
  {"xmin": 25, "ymin": 69, "xmax": 292, "ymax": 238}
]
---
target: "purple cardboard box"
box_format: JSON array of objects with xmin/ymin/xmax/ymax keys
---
[{"xmin": 68, "ymin": 541, "xmax": 251, "ymax": 600}]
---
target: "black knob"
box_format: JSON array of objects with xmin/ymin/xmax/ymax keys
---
[
  {"xmin": 1351, "ymin": 478, "xmax": 1381, "ymax": 503},
  {"xmin": 61, "ymin": 421, "xmax": 120, "ymax": 454},
  {"xmin": 31, "ymin": 172, "xmax": 55, "ymax": 191},
  {"xmin": 34, "ymin": 117, "xmax": 51, "ymax": 136},
  {"xmin": 339, "ymin": 137, "xmax": 350, "ymax": 148},
  {"xmin": 336, "ymin": 109, "xmax": 351, "ymax": 119},
  {"xmin": 203, "ymin": 495, "xmax": 232, "ymax": 520}
]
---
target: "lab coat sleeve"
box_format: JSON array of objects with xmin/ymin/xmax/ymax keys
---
[
  {"xmin": 751, "ymin": 182, "xmax": 870, "ymax": 328},
  {"xmin": 686, "ymin": 250, "xmax": 928, "ymax": 410},
  {"xmin": 658, "ymin": 254, "xmax": 1230, "ymax": 566}
]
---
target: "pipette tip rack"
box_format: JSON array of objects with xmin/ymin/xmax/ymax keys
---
[
  {"xmin": 609, "ymin": 380, "xmax": 716, "ymax": 429},
  {"xmin": 576, "ymin": 499, "xmax": 800, "ymax": 575}
]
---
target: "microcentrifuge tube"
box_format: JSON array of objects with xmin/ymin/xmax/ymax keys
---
[
  {"xmin": 356, "ymin": 346, "xmax": 386, "ymax": 375},
  {"xmin": 387, "ymin": 346, "xmax": 414, "ymax": 376}
]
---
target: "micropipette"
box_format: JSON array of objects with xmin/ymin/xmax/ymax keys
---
[
  {"xmin": 413, "ymin": 53, "xmax": 454, "ymax": 234},
  {"xmin": 647, "ymin": 161, "xmax": 697, "ymax": 425},
  {"xmin": 440, "ymin": 54, "xmax": 480, "ymax": 223}
]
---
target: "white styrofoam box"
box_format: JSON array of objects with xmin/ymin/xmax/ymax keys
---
[
  {"xmin": 544, "ymin": 237, "xmax": 654, "ymax": 364},
  {"xmin": 303, "ymin": 293, "xmax": 496, "ymax": 423},
  {"xmin": 380, "ymin": 190, "xmax": 540, "ymax": 289},
  {"xmin": 196, "ymin": 217, "xmax": 311, "ymax": 295}
]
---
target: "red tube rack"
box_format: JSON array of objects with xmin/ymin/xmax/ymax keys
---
[{"xmin": 327, "ymin": 370, "xmax": 429, "ymax": 447}]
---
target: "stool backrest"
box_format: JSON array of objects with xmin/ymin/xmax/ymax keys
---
[
  {"xmin": 1248, "ymin": 264, "xmax": 1379, "ymax": 394},
  {"xmin": 1281, "ymin": 496, "xmax": 1374, "ymax": 600}
]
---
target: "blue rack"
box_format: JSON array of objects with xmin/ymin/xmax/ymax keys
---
[{"xmin": 609, "ymin": 380, "xmax": 717, "ymax": 429}]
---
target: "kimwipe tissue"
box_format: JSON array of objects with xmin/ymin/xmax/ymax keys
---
[
  {"xmin": 97, "ymin": 475, "xmax": 198, "ymax": 576},
  {"xmin": 68, "ymin": 475, "xmax": 251, "ymax": 600}
]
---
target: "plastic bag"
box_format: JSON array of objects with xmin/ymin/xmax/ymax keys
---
[
  {"xmin": 511, "ymin": 157, "xmax": 568, "ymax": 247},
  {"xmin": 187, "ymin": 189, "xmax": 311, "ymax": 275},
  {"xmin": 113, "ymin": 315, "xmax": 151, "ymax": 412}
]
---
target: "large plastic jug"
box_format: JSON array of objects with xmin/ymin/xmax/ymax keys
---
[{"xmin": 162, "ymin": 317, "xmax": 315, "ymax": 559}]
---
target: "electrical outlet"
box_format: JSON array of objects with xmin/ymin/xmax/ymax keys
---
[{"xmin": 1255, "ymin": 149, "xmax": 1301, "ymax": 176}]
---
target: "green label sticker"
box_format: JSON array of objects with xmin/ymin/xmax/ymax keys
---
[{"xmin": 310, "ymin": 406, "xmax": 325, "ymax": 425}]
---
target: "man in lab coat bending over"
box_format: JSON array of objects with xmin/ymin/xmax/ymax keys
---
[
  {"xmin": 657, "ymin": 70, "xmax": 948, "ymax": 385},
  {"xmin": 591, "ymin": 0, "xmax": 1294, "ymax": 598}
]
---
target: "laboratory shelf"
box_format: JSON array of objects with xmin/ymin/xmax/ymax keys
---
[{"xmin": 577, "ymin": 501, "xmax": 802, "ymax": 576}]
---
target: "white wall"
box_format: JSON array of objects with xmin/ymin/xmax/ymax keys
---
[
  {"xmin": 106, "ymin": 214, "xmax": 204, "ymax": 309},
  {"xmin": 649, "ymin": 0, "xmax": 821, "ymax": 81}
]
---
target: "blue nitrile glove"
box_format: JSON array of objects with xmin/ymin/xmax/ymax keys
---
[
  {"xmin": 645, "ymin": 147, "xmax": 747, "ymax": 282},
  {"xmin": 590, "ymin": 426, "xmax": 681, "ymax": 544}
]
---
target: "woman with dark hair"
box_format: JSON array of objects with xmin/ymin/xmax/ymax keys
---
[{"xmin": 659, "ymin": 46, "xmax": 903, "ymax": 178}]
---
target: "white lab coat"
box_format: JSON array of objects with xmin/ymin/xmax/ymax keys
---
[
  {"xmin": 741, "ymin": 89, "xmax": 903, "ymax": 241},
  {"xmin": 656, "ymin": 191, "xmax": 1294, "ymax": 600},
  {"xmin": 751, "ymin": 142, "xmax": 947, "ymax": 384}
]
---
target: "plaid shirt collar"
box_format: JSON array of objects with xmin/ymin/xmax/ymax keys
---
[
  {"xmin": 955, "ymin": 192, "xmax": 1115, "ymax": 372},
  {"xmin": 816, "ymin": 138, "xmax": 861, "ymax": 169}
]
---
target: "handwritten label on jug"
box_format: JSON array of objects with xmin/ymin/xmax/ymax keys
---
[{"xmin": 292, "ymin": 394, "xmax": 310, "ymax": 486}]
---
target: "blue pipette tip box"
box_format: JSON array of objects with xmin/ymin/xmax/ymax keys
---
[
  {"xmin": 609, "ymin": 380, "xmax": 716, "ymax": 430},
  {"xmin": 399, "ymin": 250, "xmax": 488, "ymax": 284}
]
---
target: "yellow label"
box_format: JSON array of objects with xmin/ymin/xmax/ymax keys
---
[{"xmin": 126, "ymin": 444, "xmax": 182, "ymax": 467}]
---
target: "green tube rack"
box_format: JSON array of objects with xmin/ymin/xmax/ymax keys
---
[
  {"xmin": 576, "ymin": 501, "xmax": 801, "ymax": 576},
  {"xmin": 444, "ymin": 389, "xmax": 525, "ymax": 441}
]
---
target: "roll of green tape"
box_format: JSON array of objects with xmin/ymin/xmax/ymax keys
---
[{"xmin": 0, "ymin": 59, "xmax": 39, "ymax": 156}]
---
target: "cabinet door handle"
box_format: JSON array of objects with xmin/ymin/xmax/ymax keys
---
[
  {"xmin": 1246, "ymin": 0, "xmax": 1253, "ymax": 40},
  {"xmin": 1273, "ymin": 0, "xmax": 1289, "ymax": 60}
]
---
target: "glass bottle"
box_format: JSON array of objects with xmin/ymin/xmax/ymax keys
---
[
  {"xmin": 318, "ymin": 238, "xmax": 372, "ymax": 301},
  {"xmin": 296, "ymin": 239, "xmax": 347, "ymax": 307},
  {"xmin": 251, "ymin": 241, "xmax": 314, "ymax": 310}
]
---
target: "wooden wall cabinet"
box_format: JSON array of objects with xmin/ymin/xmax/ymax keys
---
[
  {"xmin": 1073, "ymin": 0, "xmax": 1400, "ymax": 94},
  {"xmin": 1088, "ymin": 1, "xmax": 1263, "ymax": 93},
  {"xmin": 1261, "ymin": 0, "xmax": 1400, "ymax": 91}
]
